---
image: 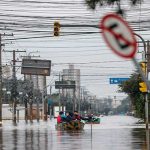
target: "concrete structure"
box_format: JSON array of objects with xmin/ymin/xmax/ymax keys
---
[
  {"xmin": 2, "ymin": 104, "xmax": 43, "ymax": 120},
  {"xmin": 63, "ymin": 64, "xmax": 80, "ymax": 109}
]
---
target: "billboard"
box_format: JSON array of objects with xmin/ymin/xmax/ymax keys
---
[
  {"xmin": 55, "ymin": 80, "xmax": 75, "ymax": 89},
  {"xmin": 21, "ymin": 59, "xmax": 51, "ymax": 76}
]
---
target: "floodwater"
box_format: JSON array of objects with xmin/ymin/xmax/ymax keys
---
[{"xmin": 0, "ymin": 116, "xmax": 149, "ymax": 150}]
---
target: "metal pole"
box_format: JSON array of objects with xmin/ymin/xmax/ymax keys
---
[
  {"xmin": 49, "ymin": 85, "xmax": 52, "ymax": 119},
  {"xmin": 62, "ymin": 75, "xmax": 64, "ymax": 112},
  {"xmin": 24, "ymin": 75, "xmax": 28, "ymax": 123},
  {"xmin": 145, "ymin": 94, "xmax": 149, "ymax": 129},
  {"xmin": 0, "ymin": 34, "xmax": 2, "ymax": 126},
  {"xmin": 24, "ymin": 97, "xmax": 28, "ymax": 123},
  {"xmin": 132, "ymin": 58, "xmax": 149, "ymax": 129},
  {"xmin": 43, "ymin": 76, "xmax": 47, "ymax": 121},
  {"xmin": 13, "ymin": 50, "xmax": 17, "ymax": 125},
  {"xmin": 59, "ymin": 73, "xmax": 61, "ymax": 112},
  {"xmin": 36, "ymin": 98, "xmax": 40, "ymax": 122},
  {"xmin": 134, "ymin": 33, "xmax": 149, "ymax": 130}
]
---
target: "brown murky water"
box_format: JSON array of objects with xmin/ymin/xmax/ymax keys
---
[{"xmin": 0, "ymin": 116, "xmax": 149, "ymax": 150}]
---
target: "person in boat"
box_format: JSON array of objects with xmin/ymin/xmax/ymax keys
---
[
  {"xmin": 65, "ymin": 112, "xmax": 73, "ymax": 122},
  {"xmin": 72, "ymin": 111, "xmax": 81, "ymax": 121},
  {"xmin": 72, "ymin": 111, "xmax": 89, "ymax": 121},
  {"xmin": 57, "ymin": 111, "xmax": 66, "ymax": 124}
]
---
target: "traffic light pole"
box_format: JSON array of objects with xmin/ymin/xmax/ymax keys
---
[
  {"xmin": 132, "ymin": 58, "xmax": 149, "ymax": 130},
  {"xmin": 134, "ymin": 33, "xmax": 149, "ymax": 130}
]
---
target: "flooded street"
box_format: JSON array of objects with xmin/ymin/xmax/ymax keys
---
[{"xmin": 0, "ymin": 116, "xmax": 149, "ymax": 150}]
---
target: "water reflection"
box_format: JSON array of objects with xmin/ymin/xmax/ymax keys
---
[
  {"xmin": 0, "ymin": 129, "xmax": 3, "ymax": 150},
  {"xmin": 131, "ymin": 128, "xmax": 150, "ymax": 150},
  {"xmin": 146, "ymin": 129, "xmax": 150, "ymax": 150},
  {"xmin": 0, "ymin": 119, "xmax": 149, "ymax": 150},
  {"xmin": 13, "ymin": 129, "xmax": 17, "ymax": 150}
]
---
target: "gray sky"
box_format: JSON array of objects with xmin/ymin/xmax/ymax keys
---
[{"xmin": 1, "ymin": 0, "xmax": 150, "ymax": 99}]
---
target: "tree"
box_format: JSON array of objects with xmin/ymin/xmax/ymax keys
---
[
  {"xmin": 116, "ymin": 97, "xmax": 130, "ymax": 114},
  {"xmin": 85, "ymin": 0, "xmax": 142, "ymax": 10},
  {"xmin": 118, "ymin": 72, "xmax": 145, "ymax": 118}
]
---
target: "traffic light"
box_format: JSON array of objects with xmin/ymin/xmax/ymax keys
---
[
  {"xmin": 54, "ymin": 21, "xmax": 60, "ymax": 36},
  {"xmin": 139, "ymin": 82, "xmax": 147, "ymax": 93},
  {"xmin": 140, "ymin": 61, "xmax": 147, "ymax": 74}
]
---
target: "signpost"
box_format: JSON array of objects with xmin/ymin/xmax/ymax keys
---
[
  {"xmin": 100, "ymin": 13, "xmax": 137, "ymax": 58},
  {"xmin": 55, "ymin": 80, "xmax": 76, "ymax": 89},
  {"xmin": 21, "ymin": 59, "xmax": 51, "ymax": 76},
  {"xmin": 100, "ymin": 13, "xmax": 149, "ymax": 129}
]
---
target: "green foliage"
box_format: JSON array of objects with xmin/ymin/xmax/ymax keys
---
[
  {"xmin": 85, "ymin": 0, "xmax": 142, "ymax": 10},
  {"xmin": 118, "ymin": 72, "xmax": 145, "ymax": 118},
  {"xmin": 116, "ymin": 97, "xmax": 130, "ymax": 113},
  {"xmin": 134, "ymin": 94, "xmax": 145, "ymax": 118}
]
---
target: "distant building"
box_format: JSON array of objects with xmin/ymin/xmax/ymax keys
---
[{"xmin": 63, "ymin": 64, "xmax": 80, "ymax": 108}]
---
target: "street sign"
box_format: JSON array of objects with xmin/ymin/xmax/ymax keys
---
[
  {"xmin": 109, "ymin": 78, "xmax": 129, "ymax": 84},
  {"xmin": 55, "ymin": 80, "xmax": 76, "ymax": 89},
  {"xmin": 21, "ymin": 59, "xmax": 51, "ymax": 76},
  {"xmin": 100, "ymin": 13, "xmax": 137, "ymax": 58}
]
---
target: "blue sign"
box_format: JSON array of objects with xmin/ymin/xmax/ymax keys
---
[{"xmin": 109, "ymin": 78, "xmax": 129, "ymax": 84}]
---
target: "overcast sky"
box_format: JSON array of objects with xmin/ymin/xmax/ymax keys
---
[{"xmin": 0, "ymin": 0, "xmax": 150, "ymax": 99}]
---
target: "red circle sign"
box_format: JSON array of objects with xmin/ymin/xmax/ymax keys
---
[{"xmin": 100, "ymin": 13, "xmax": 137, "ymax": 58}]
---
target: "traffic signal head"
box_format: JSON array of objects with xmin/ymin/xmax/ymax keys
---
[
  {"xmin": 140, "ymin": 62, "xmax": 146, "ymax": 74},
  {"xmin": 54, "ymin": 21, "xmax": 60, "ymax": 36},
  {"xmin": 139, "ymin": 82, "xmax": 147, "ymax": 93}
]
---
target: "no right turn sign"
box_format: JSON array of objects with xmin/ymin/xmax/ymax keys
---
[{"xmin": 100, "ymin": 13, "xmax": 137, "ymax": 59}]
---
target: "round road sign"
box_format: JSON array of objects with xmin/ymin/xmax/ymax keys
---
[{"xmin": 100, "ymin": 13, "xmax": 137, "ymax": 59}]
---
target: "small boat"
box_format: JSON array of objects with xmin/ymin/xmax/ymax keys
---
[{"xmin": 55, "ymin": 120, "xmax": 85, "ymax": 131}]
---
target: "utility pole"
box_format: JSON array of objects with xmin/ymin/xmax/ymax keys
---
[
  {"xmin": 134, "ymin": 33, "xmax": 149, "ymax": 130},
  {"xmin": 12, "ymin": 50, "xmax": 17, "ymax": 124},
  {"xmin": 146, "ymin": 40, "xmax": 150, "ymax": 129},
  {"xmin": 0, "ymin": 34, "xmax": 2, "ymax": 126},
  {"xmin": 43, "ymin": 76, "xmax": 47, "ymax": 121},
  {"xmin": 5, "ymin": 50, "xmax": 26, "ymax": 124},
  {"xmin": 0, "ymin": 33, "xmax": 13, "ymax": 126}
]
